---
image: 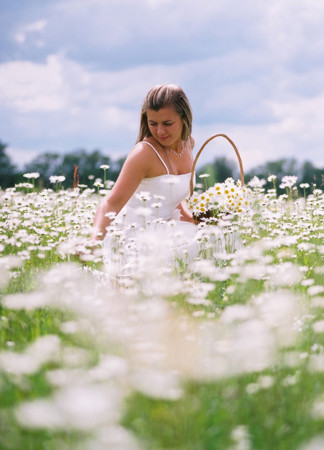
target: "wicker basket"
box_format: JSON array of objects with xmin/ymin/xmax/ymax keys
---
[{"xmin": 188, "ymin": 134, "xmax": 245, "ymax": 224}]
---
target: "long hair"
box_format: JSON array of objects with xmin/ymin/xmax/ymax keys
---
[{"xmin": 136, "ymin": 84, "xmax": 193, "ymax": 143}]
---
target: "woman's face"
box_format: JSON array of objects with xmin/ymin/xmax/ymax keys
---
[{"xmin": 146, "ymin": 106, "xmax": 183, "ymax": 148}]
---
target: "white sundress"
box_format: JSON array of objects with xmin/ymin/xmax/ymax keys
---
[
  {"xmin": 102, "ymin": 142, "xmax": 241, "ymax": 277},
  {"xmin": 102, "ymin": 142, "xmax": 199, "ymax": 275}
]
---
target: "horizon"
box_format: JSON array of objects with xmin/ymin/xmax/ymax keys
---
[{"xmin": 6, "ymin": 144, "xmax": 323, "ymax": 181}]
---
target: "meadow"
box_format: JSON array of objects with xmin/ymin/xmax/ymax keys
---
[{"xmin": 0, "ymin": 173, "xmax": 323, "ymax": 450}]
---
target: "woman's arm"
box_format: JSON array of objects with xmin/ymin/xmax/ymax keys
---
[
  {"xmin": 90, "ymin": 144, "xmax": 154, "ymax": 241},
  {"xmin": 176, "ymin": 136, "xmax": 195, "ymax": 224},
  {"xmin": 178, "ymin": 201, "xmax": 195, "ymax": 224}
]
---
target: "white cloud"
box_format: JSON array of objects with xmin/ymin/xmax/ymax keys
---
[
  {"xmin": 262, "ymin": 0, "xmax": 324, "ymax": 59},
  {"xmin": 14, "ymin": 33, "xmax": 26, "ymax": 44},
  {"xmin": 267, "ymin": 93, "xmax": 324, "ymax": 167},
  {"xmin": 0, "ymin": 55, "xmax": 65, "ymax": 112},
  {"xmin": 1, "ymin": 0, "xmax": 324, "ymax": 171},
  {"xmin": 25, "ymin": 19, "xmax": 47, "ymax": 33},
  {"xmin": 1, "ymin": 49, "xmax": 324, "ymax": 170},
  {"xmin": 13, "ymin": 19, "xmax": 47, "ymax": 45}
]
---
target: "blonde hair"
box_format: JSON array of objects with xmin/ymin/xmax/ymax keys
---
[{"xmin": 136, "ymin": 84, "xmax": 193, "ymax": 143}]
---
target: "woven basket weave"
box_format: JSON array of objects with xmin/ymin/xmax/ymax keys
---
[{"xmin": 189, "ymin": 134, "xmax": 244, "ymax": 196}]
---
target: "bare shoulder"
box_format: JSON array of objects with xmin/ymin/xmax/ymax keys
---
[
  {"xmin": 128, "ymin": 141, "xmax": 154, "ymax": 159},
  {"xmin": 189, "ymin": 136, "xmax": 195, "ymax": 150},
  {"xmin": 123, "ymin": 140, "xmax": 157, "ymax": 173}
]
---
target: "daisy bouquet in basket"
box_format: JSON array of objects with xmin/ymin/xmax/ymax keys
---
[
  {"xmin": 187, "ymin": 134, "xmax": 250, "ymax": 224},
  {"xmin": 185, "ymin": 177, "xmax": 252, "ymax": 224}
]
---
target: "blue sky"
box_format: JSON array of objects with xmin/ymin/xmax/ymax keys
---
[{"xmin": 1, "ymin": 0, "xmax": 324, "ymax": 171}]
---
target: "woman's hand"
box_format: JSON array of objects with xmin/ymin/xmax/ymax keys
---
[{"xmin": 178, "ymin": 201, "xmax": 195, "ymax": 224}]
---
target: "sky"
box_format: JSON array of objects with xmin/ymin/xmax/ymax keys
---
[{"xmin": 0, "ymin": 0, "xmax": 324, "ymax": 172}]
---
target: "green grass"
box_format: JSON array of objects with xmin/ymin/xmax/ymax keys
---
[
  {"xmin": 123, "ymin": 366, "xmax": 324, "ymax": 450},
  {"xmin": 0, "ymin": 184, "xmax": 323, "ymax": 449}
]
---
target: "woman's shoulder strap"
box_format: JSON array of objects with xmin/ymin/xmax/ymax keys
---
[{"xmin": 138, "ymin": 141, "xmax": 169, "ymax": 175}]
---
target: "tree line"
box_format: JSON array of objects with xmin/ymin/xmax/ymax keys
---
[
  {"xmin": 0, "ymin": 140, "xmax": 323, "ymax": 191},
  {"xmin": 0, "ymin": 140, "xmax": 125, "ymax": 189},
  {"xmin": 199, "ymin": 156, "xmax": 324, "ymax": 191}
]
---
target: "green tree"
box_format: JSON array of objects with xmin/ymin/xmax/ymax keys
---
[
  {"xmin": 197, "ymin": 157, "xmax": 237, "ymax": 187},
  {"xmin": 23, "ymin": 152, "xmax": 62, "ymax": 188},
  {"xmin": 300, "ymin": 160, "xmax": 324, "ymax": 187},
  {"xmin": 0, "ymin": 141, "xmax": 19, "ymax": 189},
  {"xmin": 58, "ymin": 149, "xmax": 113, "ymax": 187},
  {"xmin": 245, "ymin": 158, "xmax": 300, "ymax": 188},
  {"xmin": 22, "ymin": 149, "xmax": 122, "ymax": 188}
]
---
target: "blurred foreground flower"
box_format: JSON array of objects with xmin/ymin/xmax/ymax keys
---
[
  {"xmin": 279, "ymin": 175, "xmax": 298, "ymax": 189},
  {"xmin": 49, "ymin": 175, "xmax": 66, "ymax": 184},
  {"xmin": 23, "ymin": 172, "xmax": 40, "ymax": 179}
]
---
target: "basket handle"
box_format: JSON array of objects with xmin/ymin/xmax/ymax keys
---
[{"xmin": 190, "ymin": 133, "xmax": 244, "ymax": 196}]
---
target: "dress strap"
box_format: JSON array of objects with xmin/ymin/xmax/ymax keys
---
[{"xmin": 140, "ymin": 141, "xmax": 169, "ymax": 175}]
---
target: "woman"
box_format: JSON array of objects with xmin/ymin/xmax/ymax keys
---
[
  {"xmin": 92, "ymin": 84, "xmax": 195, "ymax": 239},
  {"xmin": 90, "ymin": 84, "xmax": 200, "ymax": 275}
]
